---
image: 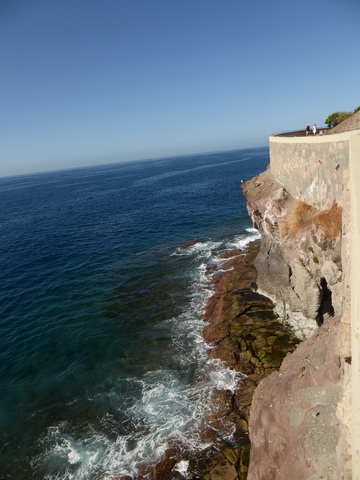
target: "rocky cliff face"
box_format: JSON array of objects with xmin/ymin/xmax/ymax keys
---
[
  {"xmin": 243, "ymin": 169, "xmax": 343, "ymax": 339},
  {"xmin": 242, "ymin": 169, "xmax": 351, "ymax": 479}
]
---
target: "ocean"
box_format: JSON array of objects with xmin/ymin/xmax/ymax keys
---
[{"xmin": 0, "ymin": 147, "xmax": 269, "ymax": 479}]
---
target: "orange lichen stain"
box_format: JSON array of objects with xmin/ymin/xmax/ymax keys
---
[
  {"xmin": 280, "ymin": 201, "xmax": 314, "ymax": 238},
  {"xmin": 280, "ymin": 200, "xmax": 342, "ymax": 240},
  {"xmin": 311, "ymin": 201, "xmax": 342, "ymax": 240}
]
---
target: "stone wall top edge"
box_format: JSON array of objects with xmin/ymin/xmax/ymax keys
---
[{"xmin": 269, "ymin": 130, "xmax": 359, "ymax": 144}]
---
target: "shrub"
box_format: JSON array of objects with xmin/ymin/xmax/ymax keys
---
[{"xmin": 325, "ymin": 106, "xmax": 359, "ymax": 128}]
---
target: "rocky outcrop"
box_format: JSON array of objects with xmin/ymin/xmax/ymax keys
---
[
  {"xmin": 242, "ymin": 169, "xmax": 351, "ymax": 479},
  {"xmin": 243, "ymin": 169, "xmax": 342, "ymax": 339},
  {"xmin": 138, "ymin": 242, "xmax": 300, "ymax": 480},
  {"xmin": 248, "ymin": 315, "xmax": 348, "ymax": 480},
  {"xmin": 186, "ymin": 242, "xmax": 300, "ymax": 480}
]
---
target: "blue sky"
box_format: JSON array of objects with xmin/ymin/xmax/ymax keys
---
[{"xmin": 1, "ymin": 0, "xmax": 359, "ymax": 176}]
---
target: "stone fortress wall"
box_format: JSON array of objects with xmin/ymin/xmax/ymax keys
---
[
  {"xmin": 269, "ymin": 127, "xmax": 360, "ymax": 478},
  {"xmin": 350, "ymin": 132, "xmax": 360, "ymax": 479},
  {"xmin": 269, "ymin": 132, "xmax": 351, "ymax": 210}
]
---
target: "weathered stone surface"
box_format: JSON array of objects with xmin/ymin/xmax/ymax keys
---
[
  {"xmin": 247, "ymin": 316, "xmax": 343, "ymax": 480},
  {"xmin": 242, "ymin": 169, "xmax": 343, "ymax": 338},
  {"xmin": 152, "ymin": 458, "xmax": 178, "ymax": 480},
  {"xmin": 269, "ymin": 134, "xmax": 349, "ymax": 211},
  {"xmin": 242, "ymin": 167, "xmax": 351, "ymax": 480}
]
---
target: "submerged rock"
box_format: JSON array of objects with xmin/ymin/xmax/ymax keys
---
[{"xmin": 178, "ymin": 240, "xmax": 198, "ymax": 249}]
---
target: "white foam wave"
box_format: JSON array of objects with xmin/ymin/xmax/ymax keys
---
[
  {"xmin": 34, "ymin": 231, "xmax": 255, "ymax": 479},
  {"xmin": 225, "ymin": 232, "xmax": 260, "ymax": 250},
  {"xmin": 172, "ymin": 240, "xmax": 222, "ymax": 259},
  {"xmin": 208, "ymin": 359, "xmax": 246, "ymax": 391},
  {"xmin": 34, "ymin": 363, "xmax": 224, "ymax": 478},
  {"xmin": 245, "ymin": 227, "xmax": 259, "ymax": 233},
  {"xmin": 174, "ymin": 459, "xmax": 189, "ymax": 476}
]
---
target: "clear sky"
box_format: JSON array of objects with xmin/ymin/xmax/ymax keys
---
[{"xmin": 1, "ymin": 0, "xmax": 359, "ymax": 177}]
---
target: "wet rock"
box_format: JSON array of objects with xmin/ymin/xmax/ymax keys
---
[
  {"xmin": 248, "ymin": 316, "xmax": 344, "ymax": 480},
  {"xmin": 219, "ymin": 249, "xmax": 243, "ymax": 259},
  {"xmin": 200, "ymin": 427, "xmax": 219, "ymax": 443},
  {"xmin": 207, "ymin": 389, "xmax": 234, "ymax": 420},
  {"xmin": 188, "ymin": 444, "xmax": 239, "ymax": 480},
  {"xmin": 142, "ymin": 242, "xmax": 299, "ymax": 480},
  {"xmin": 190, "ymin": 242, "xmax": 299, "ymax": 479},
  {"xmin": 178, "ymin": 240, "xmax": 198, "ymax": 249},
  {"xmin": 208, "ymin": 458, "xmax": 238, "ymax": 480},
  {"xmin": 152, "ymin": 458, "xmax": 178, "ymax": 480}
]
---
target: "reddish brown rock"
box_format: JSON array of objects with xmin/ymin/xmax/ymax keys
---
[
  {"xmin": 248, "ymin": 316, "xmax": 344, "ymax": 480},
  {"xmin": 178, "ymin": 240, "xmax": 198, "ymax": 249},
  {"xmin": 242, "ymin": 166, "xmax": 350, "ymax": 479},
  {"xmin": 219, "ymin": 249, "xmax": 243, "ymax": 259},
  {"xmin": 192, "ymin": 242, "xmax": 299, "ymax": 478},
  {"xmin": 152, "ymin": 458, "xmax": 178, "ymax": 480},
  {"xmin": 128, "ymin": 242, "xmax": 299, "ymax": 480}
]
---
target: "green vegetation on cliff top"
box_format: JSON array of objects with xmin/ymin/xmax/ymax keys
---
[{"xmin": 325, "ymin": 105, "xmax": 360, "ymax": 128}]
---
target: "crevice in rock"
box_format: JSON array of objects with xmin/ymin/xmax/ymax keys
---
[{"xmin": 317, "ymin": 277, "xmax": 334, "ymax": 325}]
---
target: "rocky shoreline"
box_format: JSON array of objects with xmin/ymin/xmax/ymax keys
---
[
  {"xmin": 191, "ymin": 241, "xmax": 299, "ymax": 480},
  {"xmin": 118, "ymin": 240, "xmax": 300, "ymax": 480},
  {"xmin": 242, "ymin": 169, "xmax": 350, "ymax": 479}
]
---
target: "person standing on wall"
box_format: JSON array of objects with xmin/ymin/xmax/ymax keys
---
[
  {"xmin": 306, "ymin": 124, "xmax": 311, "ymax": 136},
  {"xmin": 313, "ymin": 124, "xmax": 317, "ymax": 135}
]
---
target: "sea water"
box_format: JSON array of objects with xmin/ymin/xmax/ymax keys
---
[{"xmin": 0, "ymin": 148, "xmax": 269, "ymax": 479}]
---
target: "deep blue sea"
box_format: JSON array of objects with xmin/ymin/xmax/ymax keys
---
[{"xmin": 0, "ymin": 147, "xmax": 268, "ymax": 480}]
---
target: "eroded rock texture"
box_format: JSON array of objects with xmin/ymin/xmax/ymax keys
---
[
  {"xmin": 141, "ymin": 243, "xmax": 300, "ymax": 480},
  {"xmin": 243, "ymin": 169, "xmax": 342, "ymax": 339},
  {"xmin": 198, "ymin": 243, "xmax": 299, "ymax": 479},
  {"xmin": 242, "ymin": 170, "xmax": 351, "ymax": 480},
  {"xmin": 248, "ymin": 316, "xmax": 345, "ymax": 480}
]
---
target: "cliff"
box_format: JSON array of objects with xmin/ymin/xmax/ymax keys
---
[{"xmin": 241, "ymin": 123, "xmax": 360, "ymax": 479}]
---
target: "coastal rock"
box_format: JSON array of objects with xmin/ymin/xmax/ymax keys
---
[
  {"xmin": 178, "ymin": 240, "xmax": 198, "ymax": 249},
  {"xmin": 152, "ymin": 458, "xmax": 178, "ymax": 480},
  {"xmin": 198, "ymin": 242, "xmax": 299, "ymax": 478},
  {"xmin": 187, "ymin": 444, "xmax": 239, "ymax": 480},
  {"xmin": 242, "ymin": 168, "xmax": 350, "ymax": 479},
  {"xmin": 247, "ymin": 316, "xmax": 343, "ymax": 480},
  {"xmin": 147, "ymin": 242, "xmax": 299, "ymax": 480},
  {"xmin": 242, "ymin": 169, "xmax": 343, "ymax": 338}
]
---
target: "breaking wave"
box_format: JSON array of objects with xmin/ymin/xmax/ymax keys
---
[{"xmin": 32, "ymin": 231, "xmax": 253, "ymax": 479}]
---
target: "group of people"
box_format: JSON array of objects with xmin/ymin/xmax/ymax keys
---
[{"xmin": 306, "ymin": 123, "xmax": 317, "ymax": 136}]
